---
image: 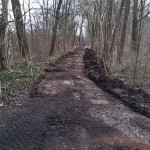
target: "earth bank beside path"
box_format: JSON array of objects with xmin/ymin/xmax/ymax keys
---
[{"xmin": 83, "ymin": 48, "xmax": 150, "ymax": 118}]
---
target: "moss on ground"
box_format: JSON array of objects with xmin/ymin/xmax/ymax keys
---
[{"xmin": 0, "ymin": 61, "xmax": 52, "ymax": 102}]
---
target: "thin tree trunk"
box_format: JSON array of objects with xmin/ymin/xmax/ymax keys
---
[
  {"xmin": 131, "ymin": 0, "xmax": 139, "ymax": 51},
  {"xmin": 133, "ymin": 0, "xmax": 145, "ymax": 87},
  {"xmin": 49, "ymin": 0, "xmax": 63, "ymax": 56},
  {"xmin": 103, "ymin": 0, "xmax": 113, "ymax": 60},
  {"xmin": 79, "ymin": 16, "xmax": 84, "ymax": 46},
  {"xmin": 28, "ymin": 0, "xmax": 34, "ymax": 43},
  {"xmin": 110, "ymin": 0, "xmax": 125, "ymax": 53},
  {"xmin": 117, "ymin": 0, "xmax": 131, "ymax": 64}
]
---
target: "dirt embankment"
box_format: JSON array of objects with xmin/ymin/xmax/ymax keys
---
[{"xmin": 83, "ymin": 48, "xmax": 150, "ymax": 118}]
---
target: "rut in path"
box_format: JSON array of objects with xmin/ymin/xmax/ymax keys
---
[{"xmin": 0, "ymin": 47, "xmax": 150, "ymax": 150}]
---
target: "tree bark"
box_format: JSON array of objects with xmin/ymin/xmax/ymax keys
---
[
  {"xmin": 79, "ymin": 16, "xmax": 84, "ymax": 46},
  {"xmin": 131, "ymin": 0, "xmax": 139, "ymax": 51},
  {"xmin": 103, "ymin": 0, "xmax": 114, "ymax": 60},
  {"xmin": 110, "ymin": 0, "xmax": 125, "ymax": 53},
  {"xmin": 117, "ymin": 0, "xmax": 131, "ymax": 64},
  {"xmin": 49, "ymin": 0, "xmax": 63, "ymax": 56},
  {"xmin": 0, "ymin": 0, "xmax": 8, "ymax": 70},
  {"xmin": 11, "ymin": 0, "xmax": 30, "ymax": 57}
]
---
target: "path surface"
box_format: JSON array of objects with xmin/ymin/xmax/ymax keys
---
[{"xmin": 0, "ymin": 47, "xmax": 150, "ymax": 150}]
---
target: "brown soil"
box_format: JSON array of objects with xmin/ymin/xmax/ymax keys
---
[
  {"xmin": 83, "ymin": 48, "xmax": 150, "ymax": 118},
  {"xmin": 0, "ymin": 47, "xmax": 150, "ymax": 150}
]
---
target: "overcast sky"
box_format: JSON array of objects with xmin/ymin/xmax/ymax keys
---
[
  {"xmin": 7, "ymin": 0, "xmax": 150, "ymax": 29},
  {"xmin": 8, "ymin": 0, "xmax": 44, "ymax": 23}
]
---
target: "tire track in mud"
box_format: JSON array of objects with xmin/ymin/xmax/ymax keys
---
[{"xmin": 0, "ymin": 47, "xmax": 150, "ymax": 150}]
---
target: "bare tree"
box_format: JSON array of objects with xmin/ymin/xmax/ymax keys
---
[
  {"xmin": 11, "ymin": 0, "xmax": 29, "ymax": 57},
  {"xmin": 0, "ymin": 0, "xmax": 8, "ymax": 70},
  {"xmin": 104, "ymin": 0, "xmax": 114, "ymax": 59},
  {"xmin": 49, "ymin": 0, "xmax": 63, "ymax": 56},
  {"xmin": 117, "ymin": 0, "xmax": 131, "ymax": 64},
  {"xmin": 132, "ymin": 0, "xmax": 139, "ymax": 51},
  {"xmin": 110, "ymin": 0, "xmax": 125, "ymax": 54}
]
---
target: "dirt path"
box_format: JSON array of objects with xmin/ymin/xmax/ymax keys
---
[{"xmin": 0, "ymin": 47, "xmax": 150, "ymax": 150}]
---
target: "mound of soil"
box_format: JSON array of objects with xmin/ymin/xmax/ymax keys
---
[{"xmin": 83, "ymin": 48, "xmax": 150, "ymax": 118}]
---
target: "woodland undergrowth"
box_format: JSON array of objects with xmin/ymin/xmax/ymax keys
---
[{"xmin": 0, "ymin": 60, "xmax": 52, "ymax": 105}]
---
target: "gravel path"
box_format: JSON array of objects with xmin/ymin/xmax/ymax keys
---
[{"xmin": 0, "ymin": 47, "xmax": 150, "ymax": 150}]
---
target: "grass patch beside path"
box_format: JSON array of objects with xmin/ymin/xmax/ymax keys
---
[{"xmin": 0, "ymin": 61, "xmax": 52, "ymax": 103}]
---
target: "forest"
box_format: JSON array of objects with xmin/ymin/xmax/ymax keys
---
[
  {"xmin": 0, "ymin": 0, "xmax": 150, "ymax": 99},
  {"xmin": 0, "ymin": 1, "xmax": 150, "ymax": 150}
]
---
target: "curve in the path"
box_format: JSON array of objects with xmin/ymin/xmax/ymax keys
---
[{"xmin": 0, "ymin": 47, "xmax": 150, "ymax": 150}]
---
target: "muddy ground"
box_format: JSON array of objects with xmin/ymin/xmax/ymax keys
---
[
  {"xmin": 83, "ymin": 48, "xmax": 150, "ymax": 118},
  {"xmin": 0, "ymin": 47, "xmax": 150, "ymax": 150}
]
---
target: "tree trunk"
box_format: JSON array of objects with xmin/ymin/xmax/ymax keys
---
[
  {"xmin": 110, "ymin": 0, "xmax": 125, "ymax": 53},
  {"xmin": 131, "ymin": 0, "xmax": 139, "ymax": 51},
  {"xmin": 117, "ymin": 0, "xmax": 131, "ymax": 64},
  {"xmin": 79, "ymin": 16, "xmax": 84, "ymax": 46},
  {"xmin": 103, "ymin": 0, "xmax": 114, "ymax": 60},
  {"xmin": 0, "ymin": 0, "xmax": 8, "ymax": 70},
  {"xmin": 11, "ymin": 0, "xmax": 30, "ymax": 57},
  {"xmin": 49, "ymin": 0, "xmax": 63, "ymax": 56}
]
